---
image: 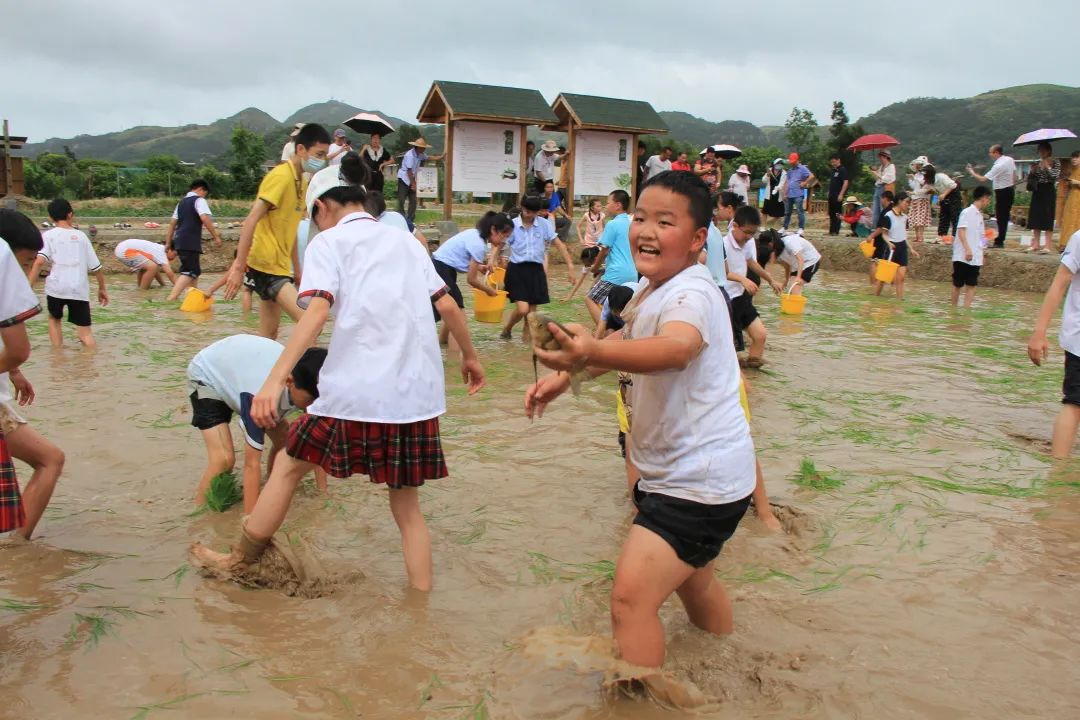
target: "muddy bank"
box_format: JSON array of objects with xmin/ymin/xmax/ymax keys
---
[{"xmin": 807, "ymin": 233, "xmax": 1059, "ymax": 294}]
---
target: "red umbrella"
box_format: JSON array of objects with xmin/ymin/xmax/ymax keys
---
[{"xmin": 848, "ymin": 134, "xmax": 900, "ymax": 152}]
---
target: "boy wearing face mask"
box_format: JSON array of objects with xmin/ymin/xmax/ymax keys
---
[{"xmin": 224, "ymin": 123, "xmax": 332, "ymax": 339}]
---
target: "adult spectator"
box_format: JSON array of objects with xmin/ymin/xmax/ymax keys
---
[
  {"xmin": 397, "ymin": 137, "xmax": 444, "ymax": 223},
  {"xmin": 695, "ymin": 147, "xmax": 720, "ymax": 192},
  {"xmin": 761, "ymin": 158, "xmax": 786, "ymax": 228},
  {"xmin": 525, "ymin": 140, "xmax": 536, "ymax": 179},
  {"xmin": 671, "ymin": 152, "xmax": 692, "ymax": 172},
  {"xmin": 358, "ymin": 132, "xmax": 392, "ymax": 192},
  {"xmin": 635, "ymin": 141, "xmax": 647, "ymax": 196},
  {"xmin": 907, "ymin": 156, "xmax": 932, "ymax": 244},
  {"xmin": 729, "ymin": 164, "xmax": 751, "ymax": 202},
  {"xmin": 644, "ymin": 147, "xmax": 673, "ymax": 181},
  {"xmin": 967, "ymin": 144, "xmax": 1017, "ymax": 248},
  {"xmin": 922, "ymin": 164, "xmax": 961, "ymax": 243},
  {"xmin": 326, "ymin": 129, "xmax": 351, "ymax": 166},
  {"xmin": 1059, "ymin": 151, "xmax": 1080, "ymax": 248},
  {"xmin": 556, "ymin": 148, "xmax": 571, "ymax": 200},
  {"xmin": 1027, "ymin": 141, "xmax": 1060, "ymax": 254},
  {"xmin": 280, "ymin": 123, "xmax": 305, "ymax": 162},
  {"xmin": 871, "ymin": 150, "xmax": 896, "ymax": 225},
  {"xmin": 533, "ymin": 140, "xmax": 560, "ymax": 193},
  {"xmin": 781, "ymin": 152, "xmax": 814, "ymax": 233},
  {"xmin": 826, "ymin": 154, "xmax": 849, "ymax": 236}
]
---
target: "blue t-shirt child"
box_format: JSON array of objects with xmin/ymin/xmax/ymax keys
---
[{"xmin": 600, "ymin": 213, "xmax": 636, "ymax": 285}]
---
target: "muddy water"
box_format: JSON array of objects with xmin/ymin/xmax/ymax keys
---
[{"xmin": 2, "ymin": 268, "xmax": 1078, "ymax": 719}]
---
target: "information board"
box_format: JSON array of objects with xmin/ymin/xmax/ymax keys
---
[
  {"xmin": 451, "ymin": 121, "xmax": 521, "ymax": 194},
  {"xmin": 573, "ymin": 131, "xmax": 633, "ymax": 197},
  {"xmin": 417, "ymin": 166, "xmax": 439, "ymax": 199}
]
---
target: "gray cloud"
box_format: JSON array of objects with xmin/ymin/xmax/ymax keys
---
[{"xmin": 8, "ymin": 0, "xmax": 1078, "ymax": 141}]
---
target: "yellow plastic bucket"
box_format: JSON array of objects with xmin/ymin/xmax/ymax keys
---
[
  {"xmin": 473, "ymin": 288, "xmax": 508, "ymax": 323},
  {"xmin": 487, "ymin": 266, "xmax": 506, "ymax": 288},
  {"xmin": 180, "ymin": 288, "xmax": 214, "ymax": 313},
  {"xmin": 875, "ymin": 259, "xmax": 899, "ymax": 284},
  {"xmin": 780, "ymin": 292, "xmax": 807, "ymax": 315},
  {"xmin": 859, "ymin": 240, "xmax": 875, "ymax": 258}
]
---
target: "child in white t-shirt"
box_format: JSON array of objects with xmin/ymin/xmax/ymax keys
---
[
  {"xmin": 526, "ymin": 171, "xmax": 757, "ymax": 669},
  {"xmin": 28, "ymin": 199, "xmax": 108, "ymax": 349},
  {"xmin": 952, "ymin": 186, "xmax": 990, "ymax": 307},
  {"xmin": 765, "ymin": 230, "xmax": 823, "ymax": 295},
  {"xmin": 192, "ymin": 169, "xmax": 486, "ymax": 592},
  {"xmin": 114, "ymin": 238, "xmax": 178, "ymax": 289},
  {"xmin": 0, "ymin": 209, "xmax": 63, "ymax": 541},
  {"xmin": 1027, "ymin": 228, "xmax": 1080, "ymax": 459}
]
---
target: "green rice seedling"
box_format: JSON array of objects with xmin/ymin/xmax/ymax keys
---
[
  {"xmin": 204, "ymin": 471, "xmax": 242, "ymax": 512},
  {"xmin": 790, "ymin": 458, "xmax": 844, "ymax": 491},
  {"xmin": 67, "ymin": 612, "xmax": 116, "ymax": 648},
  {"xmin": 418, "ymin": 673, "xmax": 445, "ymax": 708},
  {"xmin": 129, "ymin": 692, "xmax": 211, "ymax": 720},
  {"xmin": 2, "ymin": 597, "xmax": 47, "ymax": 612}
]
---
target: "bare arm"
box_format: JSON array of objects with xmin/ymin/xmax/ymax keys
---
[
  {"xmin": 250, "ymin": 296, "xmax": 330, "ymax": 428},
  {"xmin": 0, "ymin": 323, "xmax": 31, "ymax": 374},
  {"xmin": 747, "ymin": 259, "xmax": 782, "ymax": 294},
  {"xmin": 590, "ymin": 246, "xmax": 610, "ymax": 277},
  {"xmin": 466, "ymin": 259, "xmax": 497, "ymax": 295},
  {"xmin": 200, "ymin": 213, "xmax": 222, "ymax": 246},
  {"xmin": 224, "ymin": 199, "xmax": 272, "ymax": 299},
  {"xmin": 27, "ymin": 256, "xmax": 46, "ymax": 287},
  {"xmin": 95, "ymin": 268, "xmax": 108, "ymax": 306},
  {"xmin": 539, "ymin": 319, "xmax": 704, "ymax": 374},
  {"xmin": 958, "ymin": 227, "xmax": 973, "ymax": 261},
  {"xmin": 1028, "ymin": 265, "xmax": 1074, "ymax": 365},
  {"xmin": 165, "ymin": 218, "xmax": 177, "ymax": 250},
  {"xmin": 433, "ymin": 294, "xmax": 485, "ymax": 394}
]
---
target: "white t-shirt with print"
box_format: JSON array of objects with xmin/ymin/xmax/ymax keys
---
[
  {"xmin": 722, "ymin": 231, "xmax": 756, "ymax": 299},
  {"xmin": 955, "ymin": 206, "xmax": 985, "ymax": 266},
  {"xmin": 0, "ymin": 241, "xmax": 42, "ymax": 404},
  {"xmin": 39, "ymin": 227, "xmax": 101, "ymax": 301},
  {"xmin": 623, "ymin": 263, "xmax": 756, "ymax": 504},
  {"xmin": 779, "ymin": 234, "xmax": 821, "ymax": 269},
  {"xmin": 297, "ymin": 212, "xmax": 448, "ymax": 423},
  {"xmin": 115, "ymin": 238, "xmax": 168, "ymax": 267},
  {"xmin": 1059, "ymin": 230, "xmax": 1080, "ymax": 357}
]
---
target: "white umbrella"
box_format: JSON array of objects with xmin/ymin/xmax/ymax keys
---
[{"xmin": 699, "ymin": 144, "xmax": 742, "ymax": 159}]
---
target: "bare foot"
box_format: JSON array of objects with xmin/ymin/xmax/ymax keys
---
[
  {"xmin": 189, "ymin": 542, "xmax": 242, "ymax": 571},
  {"xmin": 756, "ymin": 510, "xmax": 783, "ymax": 532}
]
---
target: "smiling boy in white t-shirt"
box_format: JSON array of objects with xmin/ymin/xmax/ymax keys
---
[
  {"xmin": 525, "ymin": 171, "xmax": 757, "ymax": 669},
  {"xmin": 1028, "ymin": 228, "xmax": 1080, "ymax": 459},
  {"xmin": 952, "ymin": 186, "xmax": 990, "ymax": 307}
]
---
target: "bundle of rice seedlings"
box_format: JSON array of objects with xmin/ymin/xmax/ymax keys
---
[{"xmin": 204, "ymin": 471, "xmax": 242, "ymax": 512}]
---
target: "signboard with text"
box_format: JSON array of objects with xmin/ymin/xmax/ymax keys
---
[
  {"xmin": 573, "ymin": 130, "xmax": 633, "ymax": 197},
  {"xmin": 451, "ymin": 120, "xmax": 521, "ymax": 194}
]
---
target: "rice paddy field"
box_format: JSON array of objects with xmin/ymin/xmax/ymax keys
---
[{"xmin": 2, "ymin": 266, "xmax": 1078, "ymax": 719}]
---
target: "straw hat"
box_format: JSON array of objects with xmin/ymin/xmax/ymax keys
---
[
  {"xmin": 736, "ymin": 164, "xmax": 750, "ymax": 175},
  {"xmin": 909, "ymin": 155, "xmax": 929, "ymax": 171},
  {"xmin": 844, "ymin": 195, "xmax": 860, "ymax": 204},
  {"xmin": 540, "ymin": 140, "xmax": 560, "ymax": 153},
  {"xmin": 289, "ymin": 122, "xmax": 306, "ymax": 137},
  {"xmin": 408, "ymin": 137, "xmax": 432, "ymax": 150}
]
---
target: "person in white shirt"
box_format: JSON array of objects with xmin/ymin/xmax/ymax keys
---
[
  {"xmin": 921, "ymin": 164, "xmax": 961, "ymax": 242},
  {"xmin": 728, "ymin": 164, "xmax": 751, "ymax": 201},
  {"xmin": 643, "ymin": 147, "xmax": 673, "ymax": 181},
  {"xmin": 952, "ymin": 186, "xmax": 991, "ymax": 307},
  {"xmin": 532, "ymin": 140, "xmax": 560, "ymax": 192},
  {"xmin": 524, "ymin": 171, "xmax": 759, "ymax": 669},
  {"xmin": 1027, "ymin": 227, "xmax": 1080, "ymax": 458},
  {"xmin": 326, "ymin": 129, "xmax": 351, "ymax": 166},
  {"xmin": 280, "ymin": 123, "xmax": 304, "ymax": 163},
  {"xmin": 0, "ymin": 209, "xmax": 64, "ymax": 542},
  {"xmin": 867, "ymin": 191, "xmax": 920, "ymax": 299},
  {"xmin": 724, "ymin": 206, "xmax": 782, "ymax": 367},
  {"xmin": 114, "ymin": 239, "xmax": 177, "ymax": 289},
  {"xmin": 27, "ymin": 199, "xmax": 108, "ymax": 349},
  {"xmin": 765, "ymin": 230, "xmax": 823, "ymax": 294},
  {"xmin": 871, "ymin": 150, "xmax": 897, "ymax": 225},
  {"xmin": 191, "ymin": 165, "xmax": 486, "ymax": 593},
  {"xmin": 967, "ymin": 144, "xmax": 1016, "ymax": 248}
]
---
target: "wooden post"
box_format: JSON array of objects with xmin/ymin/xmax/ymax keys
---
[
  {"xmin": 2, "ymin": 120, "xmax": 11, "ymax": 198},
  {"xmin": 519, "ymin": 126, "xmax": 528, "ymax": 199},
  {"xmin": 566, "ymin": 122, "xmax": 577, "ymax": 219},
  {"xmin": 442, "ymin": 119, "xmax": 454, "ymax": 220}
]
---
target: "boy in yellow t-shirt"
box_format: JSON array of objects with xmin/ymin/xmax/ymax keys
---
[{"xmin": 224, "ymin": 123, "xmax": 331, "ymax": 339}]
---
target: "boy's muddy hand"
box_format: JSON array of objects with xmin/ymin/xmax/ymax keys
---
[
  {"xmin": 222, "ymin": 264, "xmax": 245, "ymax": 300},
  {"xmin": 1027, "ymin": 333, "xmax": 1049, "ymax": 366},
  {"xmin": 461, "ymin": 354, "xmax": 486, "ymax": 395},
  {"xmin": 535, "ymin": 322, "xmax": 593, "ymax": 371},
  {"xmin": 525, "ymin": 372, "xmax": 571, "ymax": 419},
  {"xmin": 252, "ymin": 382, "xmax": 285, "ymax": 429},
  {"xmin": 10, "ymin": 370, "xmax": 34, "ymax": 406}
]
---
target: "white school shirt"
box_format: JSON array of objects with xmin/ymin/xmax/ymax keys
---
[
  {"xmin": 779, "ymin": 234, "xmax": 822, "ymax": 269},
  {"xmin": 297, "ymin": 211, "xmax": 448, "ymax": 422},
  {"xmin": 985, "ymin": 155, "xmax": 1017, "ymax": 190},
  {"xmin": 624, "ymin": 264, "xmax": 756, "ymax": 504},
  {"xmin": 507, "ymin": 216, "xmax": 556, "ymax": 264},
  {"xmin": 115, "ymin": 238, "xmax": 168, "ymax": 267},
  {"xmin": 39, "ymin": 227, "xmax": 101, "ymax": 301},
  {"xmin": 722, "ymin": 231, "xmax": 756, "ymax": 299},
  {"xmin": 187, "ymin": 335, "xmax": 291, "ymax": 450},
  {"xmin": 433, "ymin": 228, "xmax": 488, "ymax": 273},
  {"xmin": 954, "ymin": 205, "xmax": 985, "ymax": 266},
  {"xmin": 379, "ymin": 211, "xmax": 411, "ymax": 233},
  {"xmin": 703, "ymin": 224, "xmax": 727, "ymax": 286},
  {"xmin": 171, "ymin": 191, "xmax": 212, "ymax": 219},
  {"xmin": 0, "ymin": 241, "xmax": 42, "ymax": 405},
  {"xmin": 884, "ymin": 211, "xmax": 908, "ymax": 243},
  {"xmin": 1058, "ymin": 231, "xmax": 1080, "ymax": 357}
]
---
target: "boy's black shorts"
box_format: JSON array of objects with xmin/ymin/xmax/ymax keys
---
[
  {"xmin": 730, "ymin": 292, "xmax": 759, "ymax": 331},
  {"xmin": 632, "ymin": 484, "xmax": 751, "ymax": 567},
  {"xmin": 952, "ymin": 261, "xmax": 980, "ymax": 288},
  {"xmin": 245, "ymin": 267, "xmax": 292, "ymax": 302},
  {"xmin": 1064, "ymin": 352, "xmax": 1080, "ymax": 407},
  {"xmin": 46, "ymin": 296, "xmax": 91, "ymax": 327},
  {"xmin": 177, "ymin": 250, "xmax": 202, "ymax": 278},
  {"xmin": 189, "ymin": 384, "xmax": 233, "ymax": 430}
]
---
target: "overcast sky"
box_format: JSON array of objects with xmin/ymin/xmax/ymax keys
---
[{"xmin": 8, "ymin": 0, "xmax": 1078, "ymax": 141}]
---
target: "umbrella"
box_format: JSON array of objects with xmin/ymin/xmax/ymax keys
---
[
  {"xmin": 343, "ymin": 112, "xmax": 395, "ymax": 136},
  {"xmin": 699, "ymin": 144, "xmax": 741, "ymax": 159},
  {"xmin": 1013, "ymin": 128, "xmax": 1076, "ymax": 147},
  {"xmin": 847, "ymin": 134, "xmax": 900, "ymax": 152}
]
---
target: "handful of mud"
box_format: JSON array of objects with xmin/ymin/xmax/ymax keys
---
[{"xmin": 525, "ymin": 312, "xmax": 590, "ymax": 395}]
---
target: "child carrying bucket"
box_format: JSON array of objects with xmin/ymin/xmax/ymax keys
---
[
  {"xmin": 765, "ymin": 231, "xmax": 822, "ymax": 296},
  {"xmin": 431, "ymin": 212, "xmax": 513, "ymax": 342},
  {"xmin": 868, "ymin": 191, "xmax": 919, "ymax": 298}
]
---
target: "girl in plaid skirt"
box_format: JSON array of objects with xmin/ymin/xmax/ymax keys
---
[{"xmin": 192, "ymin": 160, "xmax": 485, "ymax": 591}]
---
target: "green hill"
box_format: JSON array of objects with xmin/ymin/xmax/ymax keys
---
[{"xmin": 657, "ymin": 111, "xmax": 766, "ymax": 149}]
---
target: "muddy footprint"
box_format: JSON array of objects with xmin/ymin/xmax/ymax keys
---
[{"xmin": 769, "ymin": 502, "xmax": 816, "ymax": 537}]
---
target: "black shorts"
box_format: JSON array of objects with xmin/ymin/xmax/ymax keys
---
[
  {"xmin": 245, "ymin": 267, "xmax": 293, "ymax": 302},
  {"xmin": 1064, "ymin": 351, "xmax": 1080, "ymax": 407},
  {"xmin": 177, "ymin": 250, "xmax": 202, "ymax": 278},
  {"xmin": 633, "ymin": 484, "xmax": 751, "ymax": 568},
  {"xmin": 618, "ymin": 430, "xmax": 626, "ymax": 458},
  {"xmin": 871, "ymin": 237, "xmax": 890, "ymax": 260},
  {"xmin": 505, "ymin": 261, "xmax": 549, "ymax": 305},
  {"xmin": 719, "ymin": 286, "xmax": 743, "ymax": 352},
  {"xmin": 792, "ymin": 262, "xmax": 819, "ymax": 284},
  {"xmin": 189, "ymin": 387, "xmax": 232, "ymax": 430},
  {"xmin": 730, "ymin": 292, "xmax": 759, "ymax": 332},
  {"xmin": 952, "ymin": 261, "xmax": 980, "ymax": 288},
  {"xmin": 581, "ymin": 246, "xmax": 600, "ymax": 265},
  {"xmin": 891, "ymin": 241, "xmax": 910, "ymax": 267},
  {"xmin": 431, "ymin": 259, "xmax": 463, "ymax": 321},
  {"xmin": 46, "ymin": 296, "xmax": 91, "ymax": 327}
]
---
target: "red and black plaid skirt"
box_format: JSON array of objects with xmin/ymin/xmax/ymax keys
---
[
  {"xmin": 286, "ymin": 415, "xmax": 448, "ymax": 488},
  {"xmin": 0, "ymin": 434, "xmax": 25, "ymax": 533}
]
